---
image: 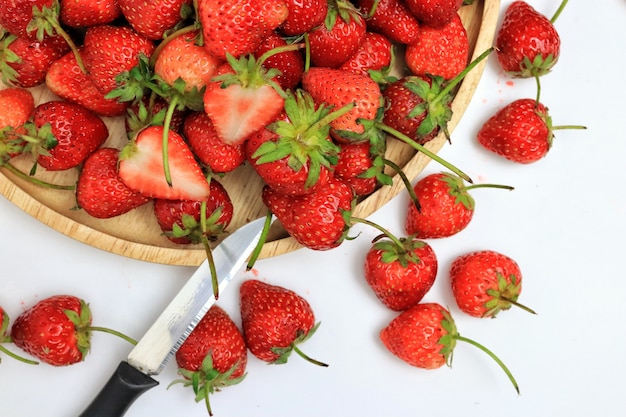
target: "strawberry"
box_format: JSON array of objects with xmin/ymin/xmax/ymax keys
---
[
  {"xmin": 253, "ymin": 31, "xmax": 305, "ymax": 91},
  {"xmin": 0, "ymin": 87, "xmax": 34, "ymax": 130},
  {"xmin": 405, "ymin": 172, "xmax": 513, "ymax": 239},
  {"xmin": 477, "ymin": 98, "xmax": 586, "ymax": 164},
  {"xmin": 173, "ymin": 305, "xmax": 247, "ymax": 417},
  {"xmin": 279, "ymin": 0, "xmax": 328, "ymax": 36},
  {"xmin": 197, "ymin": 0, "xmax": 288, "ymax": 61},
  {"xmin": 118, "ymin": 125, "xmax": 211, "ymax": 201},
  {"xmin": 30, "ymin": 100, "xmax": 109, "ymax": 171},
  {"xmin": 59, "ymin": 0, "xmax": 122, "ymax": 28},
  {"xmin": 355, "ymin": 0, "xmax": 421, "ymax": 45},
  {"xmin": 239, "ymin": 279, "xmax": 326, "ymax": 366},
  {"xmin": 76, "ymin": 148, "xmax": 152, "ymax": 219},
  {"xmin": 203, "ymin": 50, "xmax": 289, "ymax": 146},
  {"xmin": 45, "ymin": 48, "xmax": 129, "ymax": 117},
  {"xmin": 364, "ymin": 234, "xmax": 438, "ymax": 311},
  {"xmin": 339, "ymin": 31, "xmax": 393, "ymax": 77},
  {"xmin": 183, "ymin": 111, "xmax": 245, "ymax": 174},
  {"xmin": 10, "ymin": 295, "xmax": 92, "ymax": 366},
  {"xmin": 450, "ymin": 250, "xmax": 535, "ymax": 318},
  {"xmin": 405, "ymin": 12, "xmax": 468, "ymax": 80},
  {"xmin": 153, "ymin": 179, "xmax": 233, "ymax": 244},
  {"xmin": 379, "ymin": 302, "xmax": 520, "ymax": 392},
  {"xmin": 82, "ymin": 24, "xmax": 156, "ymax": 95},
  {"xmin": 261, "ymin": 176, "xmax": 354, "ymax": 250},
  {"xmin": 495, "ymin": 0, "xmax": 563, "ymax": 78},
  {"xmin": 301, "ymin": 67, "xmax": 382, "ymax": 143},
  {"xmin": 308, "ymin": 0, "xmax": 367, "ymax": 68},
  {"xmin": 153, "ymin": 29, "xmax": 223, "ymax": 94},
  {"xmin": 0, "ymin": 30, "xmax": 70, "ymax": 88},
  {"xmin": 118, "ymin": 0, "xmax": 193, "ymax": 40},
  {"xmin": 245, "ymin": 89, "xmax": 343, "ymax": 196},
  {"xmin": 403, "ymin": 0, "xmax": 464, "ymax": 29}
]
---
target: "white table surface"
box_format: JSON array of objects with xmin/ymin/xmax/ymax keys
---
[{"xmin": 2, "ymin": 1, "xmax": 625, "ymax": 416}]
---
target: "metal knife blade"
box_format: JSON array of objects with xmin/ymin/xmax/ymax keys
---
[{"xmin": 77, "ymin": 216, "xmax": 269, "ymax": 417}]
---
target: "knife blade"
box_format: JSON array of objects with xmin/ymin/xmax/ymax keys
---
[{"xmin": 77, "ymin": 216, "xmax": 269, "ymax": 417}]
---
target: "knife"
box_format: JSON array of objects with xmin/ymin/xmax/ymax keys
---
[{"xmin": 77, "ymin": 216, "xmax": 269, "ymax": 417}]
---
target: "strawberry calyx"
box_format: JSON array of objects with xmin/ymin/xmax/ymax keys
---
[
  {"xmin": 437, "ymin": 307, "xmax": 520, "ymax": 393},
  {"xmin": 270, "ymin": 322, "xmax": 328, "ymax": 367},
  {"xmin": 27, "ymin": 0, "xmax": 86, "ymax": 73},
  {"xmin": 252, "ymin": 89, "xmax": 350, "ymax": 190},
  {"xmin": 484, "ymin": 273, "xmax": 537, "ymax": 317},
  {"xmin": 170, "ymin": 354, "xmax": 247, "ymax": 416},
  {"xmin": 325, "ymin": 0, "xmax": 365, "ymax": 32},
  {"xmin": 62, "ymin": 299, "xmax": 93, "ymax": 361},
  {"xmin": 0, "ymin": 30, "xmax": 21, "ymax": 85},
  {"xmin": 440, "ymin": 171, "xmax": 515, "ymax": 211}
]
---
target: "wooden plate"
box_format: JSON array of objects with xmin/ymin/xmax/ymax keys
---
[{"xmin": 0, "ymin": 0, "xmax": 501, "ymax": 266}]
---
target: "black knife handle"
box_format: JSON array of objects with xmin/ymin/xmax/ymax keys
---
[{"xmin": 78, "ymin": 361, "xmax": 159, "ymax": 417}]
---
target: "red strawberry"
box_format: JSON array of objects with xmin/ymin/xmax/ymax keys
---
[
  {"xmin": 450, "ymin": 250, "xmax": 535, "ymax": 318},
  {"xmin": 0, "ymin": 87, "xmax": 34, "ymax": 130},
  {"xmin": 339, "ymin": 31, "xmax": 393, "ymax": 77},
  {"xmin": 173, "ymin": 305, "xmax": 247, "ymax": 417},
  {"xmin": 405, "ymin": 172, "xmax": 513, "ymax": 238},
  {"xmin": 334, "ymin": 141, "xmax": 388, "ymax": 197},
  {"xmin": 239, "ymin": 279, "xmax": 326, "ymax": 366},
  {"xmin": 76, "ymin": 148, "xmax": 152, "ymax": 219},
  {"xmin": 118, "ymin": 125, "xmax": 211, "ymax": 201},
  {"xmin": 45, "ymin": 48, "xmax": 129, "ymax": 117},
  {"xmin": 60, "ymin": 0, "xmax": 122, "ymax": 28},
  {"xmin": 203, "ymin": 52, "xmax": 288, "ymax": 146},
  {"xmin": 183, "ymin": 111, "xmax": 245, "ymax": 174},
  {"xmin": 153, "ymin": 179, "xmax": 233, "ymax": 244},
  {"xmin": 279, "ymin": 0, "xmax": 328, "ymax": 36},
  {"xmin": 308, "ymin": 0, "xmax": 367, "ymax": 68},
  {"xmin": 253, "ymin": 31, "xmax": 305, "ymax": 91},
  {"xmin": 118, "ymin": 0, "xmax": 192, "ymax": 40},
  {"xmin": 11, "ymin": 295, "xmax": 92, "ymax": 366},
  {"xmin": 0, "ymin": 31, "xmax": 70, "ymax": 88},
  {"xmin": 261, "ymin": 176, "xmax": 354, "ymax": 250},
  {"xmin": 153, "ymin": 29, "xmax": 223, "ymax": 94},
  {"xmin": 197, "ymin": 0, "xmax": 288, "ymax": 61},
  {"xmin": 245, "ymin": 90, "xmax": 341, "ymax": 196},
  {"xmin": 403, "ymin": 0, "xmax": 463, "ymax": 29},
  {"xmin": 477, "ymin": 98, "xmax": 585, "ymax": 164},
  {"xmin": 495, "ymin": 0, "xmax": 562, "ymax": 78},
  {"xmin": 364, "ymin": 235, "xmax": 438, "ymax": 311},
  {"xmin": 301, "ymin": 67, "xmax": 382, "ymax": 143},
  {"xmin": 355, "ymin": 0, "xmax": 421, "ymax": 45},
  {"xmin": 30, "ymin": 100, "xmax": 109, "ymax": 171},
  {"xmin": 405, "ymin": 12, "xmax": 468, "ymax": 80},
  {"xmin": 82, "ymin": 25, "xmax": 155, "ymax": 95},
  {"xmin": 380, "ymin": 302, "xmax": 520, "ymax": 392}
]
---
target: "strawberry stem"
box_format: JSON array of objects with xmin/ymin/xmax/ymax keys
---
[
  {"xmin": 292, "ymin": 345, "xmax": 329, "ymax": 367},
  {"xmin": 1, "ymin": 163, "xmax": 76, "ymax": 190},
  {"xmin": 161, "ymin": 96, "xmax": 181, "ymax": 187},
  {"xmin": 375, "ymin": 122, "xmax": 473, "ymax": 183},
  {"xmin": 435, "ymin": 47, "xmax": 494, "ymax": 103},
  {"xmin": 551, "ymin": 124, "xmax": 587, "ymax": 131},
  {"xmin": 350, "ymin": 217, "xmax": 405, "ymax": 249},
  {"xmin": 550, "ymin": 0, "xmax": 568, "ymax": 23},
  {"xmin": 246, "ymin": 211, "xmax": 274, "ymax": 271},
  {"xmin": 200, "ymin": 198, "xmax": 220, "ymax": 300},
  {"xmin": 463, "ymin": 183, "xmax": 514, "ymax": 192},
  {"xmin": 0, "ymin": 344, "xmax": 39, "ymax": 365},
  {"xmin": 382, "ymin": 158, "xmax": 421, "ymax": 211},
  {"xmin": 88, "ymin": 326, "xmax": 138, "ymax": 345},
  {"xmin": 256, "ymin": 43, "xmax": 305, "ymax": 68},
  {"xmin": 454, "ymin": 334, "xmax": 520, "ymax": 394},
  {"xmin": 500, "ymin": 296, "xmax": 538, "ymax": 315}
]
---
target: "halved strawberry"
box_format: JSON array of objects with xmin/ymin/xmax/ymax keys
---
[{"xmin": 118, "ymin": 125, "xmax": 210, "ymax": 201}]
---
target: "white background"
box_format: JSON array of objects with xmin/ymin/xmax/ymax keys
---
[{"xmin": 1, "ymin": 1, "xmax": 625, "ymax": 416}]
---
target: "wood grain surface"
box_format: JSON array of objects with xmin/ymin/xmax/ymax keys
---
[{"xmin": 0, "ymin": 0, "xmax": 501, "ymax": 266}]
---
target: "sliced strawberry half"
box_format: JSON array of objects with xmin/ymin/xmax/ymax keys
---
[{"xmin": 118, "ymin": 125, "xmax": 210, "ymax": 201}]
